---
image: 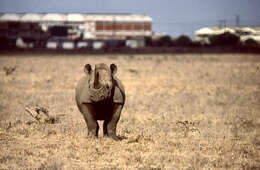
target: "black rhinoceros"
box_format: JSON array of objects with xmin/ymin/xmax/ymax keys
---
[{"xmin": 75, "ymin": 63, "xmax": 125, "ymax": 140}]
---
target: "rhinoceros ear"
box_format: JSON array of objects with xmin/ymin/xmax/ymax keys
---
[
  {"xmin": 110, "ymin": 64, "xmax": 117, "ymax": 75},
  {"xmin": 84, "ymin": 64, "xmax": 92, "ymax": 75}
]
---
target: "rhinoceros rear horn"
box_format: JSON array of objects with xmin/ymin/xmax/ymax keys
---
[
  {"xmin": 110, "ymin": 64, "xmax": 117, "ymax": 75},
  {"xmin": 84, "ymin": 64, "xmax": 92, "ymax": 74}
]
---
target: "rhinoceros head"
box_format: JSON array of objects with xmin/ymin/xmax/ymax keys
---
[{"xmin": 84, "ymin": 63, "xmax": 117, "ymax": 102}]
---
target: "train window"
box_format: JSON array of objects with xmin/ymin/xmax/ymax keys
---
[
  {"xmin": 144, "ymin": 23, "xmax": 151, "ymax": 30},
  {"xmin": 104, "ymin": 22, "xmax": 113, "ymax": 31},
  {"xmin": 125, "ymin": 23, "xmax": 132, "ymax": 31},
  {"xmin": 49, "ymin": 26, "xmax": 69, "ymax": 36},
  {"xmin": 134, "ymin": 23, "xmax": 143, "ymax": 30},
  {"xmin": 115, "ymin": 23, "xmax": 123, "ymax": 31},
  {"xmin": 0, "ymin": 22, "xmax": 9, "ymax": 30},
  {"xmin": 96, "ymin": 21, "xmax": 103, "ymax": 31},
  {"xmin": 8, "ymin": 22, "xmax": 19, "ymax": 29},
  {"xmin": 20, "ymin": 23, "xmax": 31, "ymax": 30}
]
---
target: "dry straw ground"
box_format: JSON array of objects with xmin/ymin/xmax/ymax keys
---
[{"xmin": 0, "ymin": 53, "xmax": 259, "ymax": 169}]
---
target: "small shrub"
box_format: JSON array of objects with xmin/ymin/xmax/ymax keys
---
[
  {"xmin": 158, "ymin": 35, "xmax": 173, "ymax": 47},
  {"xmin": 173, "ymin": 35, "xmax": 193, "ymax": 46},
  {"xmin": 209, "ymin": 32, "xmax": 240, "ymax": 46},
  {"xmin": 144, "ymin": 37, "xmax": 153, "ymax": 47},
  {"xmin": 3, "ymin": 66, "xmax": 16, "ymax": 76},
  {"xmin": 244, "ymin": 38, "xmax": 259, "ymax": 47}
]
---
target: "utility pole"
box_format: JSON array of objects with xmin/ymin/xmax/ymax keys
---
[{"xmin": 236, "ymin": 15, "xmax": 240, "ymax": 27}]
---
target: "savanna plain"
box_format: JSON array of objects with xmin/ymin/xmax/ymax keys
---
[{"xmin": 0, "ymin": 53, "xmax": 259, "ymax": 169}]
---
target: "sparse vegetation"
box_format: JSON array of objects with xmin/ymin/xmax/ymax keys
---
[
  {"xmin": 244, "ymin": 38, "xmax": 259, "ymax": 47},
  {"xmin": 159, "ymin": 35, "xmax": 173, "ymax": 47},
  {"xmin": 3, "ymin": 66, "xmax": 16, "ymax": 76},
  {"xmin": 209, "ymin": 32, "xmax": 240, "ymax": 46},
  {"xmin": 173, "ymin": 35, "xmax": 193, "ymax": 46},
  {"xmin": 0, "ymin": 53, "xmax": 259, "ymax": 169}
]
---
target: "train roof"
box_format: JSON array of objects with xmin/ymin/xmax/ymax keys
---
[{"xmin": 0, "ymin": 13, "xmax": 152, "ymax": 23}]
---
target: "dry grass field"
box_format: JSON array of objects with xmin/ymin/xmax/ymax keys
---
[{"xmin": 0, "ymin": 53, "xmax": 259, "ymax": 169}]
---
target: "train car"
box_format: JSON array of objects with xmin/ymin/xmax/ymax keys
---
[
  {"xmin": 0, "ymin": 13, "xmax": 153, "ymax": 49},
  {"xmin": 86, "ymin": 14, "xmax": 152, "ymax": 40}
]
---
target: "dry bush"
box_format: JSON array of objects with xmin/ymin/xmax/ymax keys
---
[
  {"xmin": 3, "ymin": 66, "xmax": 16, "ymax": 76},
  {"xmin": 209, "ymin": 32, "xmax": 240, "ymax": 46},
  {"xmin": 172, "ymin": 35, "xmax": 193, "ymax": 46}
]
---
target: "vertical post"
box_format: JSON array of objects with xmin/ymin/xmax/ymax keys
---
[
  {"xmin": 236, "ymin": 15, "xmax": 240, "ymax": 27},
  {"xmin": 113, "ymin": 16, "xmax": 116, "ymax": 39}
]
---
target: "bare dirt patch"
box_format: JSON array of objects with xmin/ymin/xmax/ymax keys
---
[{"xmin": 0, "ymin": 53, "xmax": 259, "ymax": 169}]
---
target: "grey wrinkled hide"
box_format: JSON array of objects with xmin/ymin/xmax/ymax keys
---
[{"xmin": 75, "ymin": 63, "xmax": 125, "ymax": 140}]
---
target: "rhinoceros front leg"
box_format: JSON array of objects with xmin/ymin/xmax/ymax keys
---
[
  {"xmin": 104, "ymin": 104, "xmax": 123, "ymax": 140},
  {"xmin": 81, "ymin": 103, "xmax": 99, "ymax": 138}
]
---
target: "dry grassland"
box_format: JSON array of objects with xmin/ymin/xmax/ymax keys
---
[{"xmin": 0, "ymin": 53, "xmax": 260, "ymax": 169}]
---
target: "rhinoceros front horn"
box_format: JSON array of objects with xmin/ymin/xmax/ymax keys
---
[{"xmin": 93, "ymin": 69, "xmax": 100, "ymax": 89}]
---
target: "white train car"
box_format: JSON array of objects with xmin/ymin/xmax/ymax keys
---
[{"xmin": 84, "ymin": 14, "xmax": 152, "ymax": 39}]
